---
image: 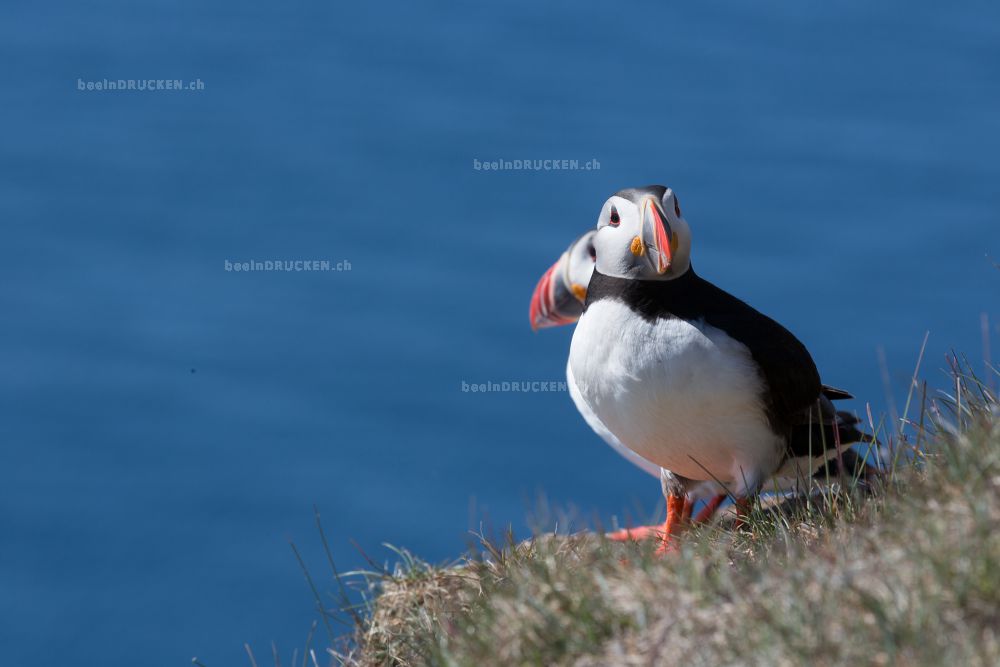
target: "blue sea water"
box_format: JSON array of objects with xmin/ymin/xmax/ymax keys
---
[{"xmin": 1, "ymin": 0, "xmax": 998, "ymax": 664}]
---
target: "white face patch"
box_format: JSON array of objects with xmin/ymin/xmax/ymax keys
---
[
  {"xmin": 593, "ymin": 196, "xmax": 643, "ymax": 278},
  {"xmin": 592, "ymin": 188, "xmax": 692, "ymax": 281}
]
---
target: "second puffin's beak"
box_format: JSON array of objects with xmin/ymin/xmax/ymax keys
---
[
  {"xmin": 529, "ymin": 253, "xmax": 584, "ymax": 330},
  {"xmin": 637, "ymin": 198, "xmax": 673, "ymax": 274}
]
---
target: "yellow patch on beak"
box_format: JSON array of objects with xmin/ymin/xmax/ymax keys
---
[
  {"xmin": 630, "ymin": 236, "xmax": 645, "ymax": 257},
  {"xmin": 570, "ymin": 283, "xmax": 587, "ymax": 301}
]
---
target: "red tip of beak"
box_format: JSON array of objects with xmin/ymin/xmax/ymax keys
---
[{"xmin": 648, "ymin": 203, "xmax": 673, "ymax": 274}]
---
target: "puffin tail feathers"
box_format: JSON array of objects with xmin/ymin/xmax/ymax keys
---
[{"xmin": 821, "ymin": 384, "xmax": 854, "ymax": 401}]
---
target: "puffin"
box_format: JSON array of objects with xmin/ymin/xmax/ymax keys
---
[
  {"xmin": 529, "ymin": 227, "xmax": 871, "ymax": 534},
  {"xmin": 560, "ymin": 185, "xmax": 866, "ymax": 549}
]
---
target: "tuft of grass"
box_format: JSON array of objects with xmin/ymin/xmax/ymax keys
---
[{"xmin": 293, "ymin": 358, "xmax": 1000, "ymax": 667}]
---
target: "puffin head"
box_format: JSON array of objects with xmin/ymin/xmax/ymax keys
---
[
  {"xmin": 529, "ymin": 230, "xmax": 597, "ymax": 330},
  {"xmin": 593, "ymin": 185, "xmax": 691, "ymax": 280}
]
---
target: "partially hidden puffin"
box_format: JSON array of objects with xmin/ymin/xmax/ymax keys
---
[
  {"xmin": 529, "ymin": 230, "xmax": 597, "ymax": 332},
  {"xmin": 530, "ymin": 230, "xmax": 663, "ymax": 479},
  {"xmin": 563, "ymin": 185, "xmax": 866, "ymax": 550}
]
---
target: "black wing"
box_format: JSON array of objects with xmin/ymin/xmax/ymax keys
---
[{"xmin": 685, "ymin": 274, "xmax": 822, "ymax": 431}]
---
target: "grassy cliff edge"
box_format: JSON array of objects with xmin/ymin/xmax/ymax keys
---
[{"xmin": 328, "ymin": 365, "xmax": 999, "ymax": 667}]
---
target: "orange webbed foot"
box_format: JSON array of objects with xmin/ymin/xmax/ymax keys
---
[
  {"xmin": 607, "ymin": 494, "xmax": 696, "ymax": 556},
  {"xmin": 606, "ymin": 524, "xmax": 665, "ymax": 542}
]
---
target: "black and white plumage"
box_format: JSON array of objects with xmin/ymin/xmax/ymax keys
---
[
  {"xmin": 568, "ymin": 185, "xmax": 862, "ymax": 521},
  {"xmin": 582, "ymin": 268, "xmax": 859, "ymax": 485},
  {"xmin": 529, "ymin": 229, "xmax": 867, "ymax": 501}
]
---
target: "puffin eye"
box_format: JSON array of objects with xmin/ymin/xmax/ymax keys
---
[
  {"xmin": 673, "ymin": 197, "xmax": 682, "ymax": 218},
  {"xmin": 587, "ymin": 243, "xmax": 596, "ymax": 260},
  {"xmin": 609, "ymin": 206, "xmax": 620, "ymax": 227}
]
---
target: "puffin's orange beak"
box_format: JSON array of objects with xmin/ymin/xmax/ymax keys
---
[{"xmin": 642, "ymin": 199, "xmax": 673, "ymax": 274}]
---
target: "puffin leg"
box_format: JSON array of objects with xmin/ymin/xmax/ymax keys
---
[
  {"xmin": 729, "ymin": 468, "xmax": 764, "ymax": 531},
  {"xmin": 732, "ymin": 496, "xmax": 752, "ymax": 530},
  {"xmin": 693, "ymin": 493, "xmax": 727, "ymax": 524},
  {"xmin": 653, "ymin": 493, "xmax": 692, "ymax": 555},
  {"xmin": 607, "ymin": 471, "xmax": 697, "ymax": 548},
  {"xmin": 605, "ymin": 494, "xmax": 693, "ymax": 544}
]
